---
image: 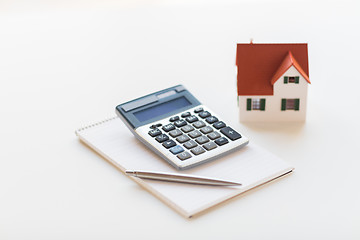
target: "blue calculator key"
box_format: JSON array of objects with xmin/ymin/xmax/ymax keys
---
[
  {"xmin": 174, "ymin": 119, "xmax": 187, "ymax": 127},
  {"xmin": 169, "ymin": 116, "xmax": 180, "ymax": 122},
  {"xmin": 181, "ymin": 112, "xmax": 191, "ymax": 118},
  {"xmin": 162, "ymin": 123, "xmax": 175, "ymax": 132},
  {"xmin": 199, "ymin": 111, "xmax": 211, "ymax": 118},
  {"xmin": 155, "ymin": 134, "xmax": 169, "ymax": 143},
  {"xmin": 194, "ymin": 107, "xmax": 204, "ymax": 113},
  {"xmin": 162, "ymin": 140, "xmax": 176, "ymax": 149},
  {"xmin": 213, "ymin": 121, "xmax": 226, "ymax": 129},
  {"xmin": 220, "ymin": 127, "xmax": 242, "ymax": 141},
  {"xmin": 170, "ymin": 145, "xmax": 184, "ymax": 155},
  {"xmin": 215, "ymin": 137, "xmax": 229, "ymax": 146},
  {"xmin": 148, "ymin": 128, "xmax": 162, "ymax": 137}
]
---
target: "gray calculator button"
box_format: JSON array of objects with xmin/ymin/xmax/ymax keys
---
[
  {"xmin": 193, "ymin": 121, "xmax": 206, "ymax": 129},
  {"xmin": 169, "ymin": 129, "xmax": 183, "ymax": 138},
  {"xmin": 200, "ymin": 126, "xmax": 213, "ymax": 134},
  {"xmin": 183, "ymin": 140, "xmax": 198, "ymax": 149},
  {"xmin": 191, "ymin": 146, "xmax": 206, "ymax": 155},
  {"xmin": 195, "ymin": 135, "xmax": 209, "ymax": 144},
  {"xmin": 215, "ymin": 137, "xmax": 229, "ymax": 146},
  {"xmin": 188, "ymin": 130, "xmax": 201, "ymax": 139},
  {"xmin": 199, "ymin": 111, "xmax": 211, "ymax": 118},
  {"xmin": 177, "ymin": 151, "xmax": 192, "ymax": 161},
  {"xmin": 181, "ymin": 112, "xmax": 191, "ymax": 118},
  {"xmin": 220, "ymin": 127, "xmax": 242, "ymax": 141},
  {"xmin": 185, "ymin": 115, "xmax": 198, "ymax": 123},
  {"xmin": 155, "ymin": 134, "xmax": 169, "ymax": 143},
  {"xmin": 174, "ymin": 119, "xmax": 187, "ymax": 127},
  {"xmin": 162, "ymin": 123, "xmax": 175, "ymax": 132},
  {"xmin": 148, "ymin": 128, "xmax": 162, "ymax": 137},
  {"xmin": 194, "ymin": 107, "xmax": 203, "ymax": 113},
  {"xmin": 181, "ymin": 125, "xmax": 194, "ymax": 133},
  {"xmin": 176, "ymin": 134, "xmax": 190, "ymax": 143},
  {"xmin": 203, "ymin": 141, "xmax": 217, "ymax": 151},
  {"xmin": 207, "ymin": 131, "xmax": 221, "ymax": 140},
  {"xmin": 205, "ymin": 116, "xmax": 218, "ymax": 124},
  {"xmin": 213, "ymin": 121, "xmax": 226, "ymax": 129},
  {"xmin": 162, "ymin": 140, "xmax": 176, "ymax": 149}
]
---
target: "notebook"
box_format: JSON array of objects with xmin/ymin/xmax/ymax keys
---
[{"xmin": 75, "ymin": 117, "xmax": 294, "ymax": 218}]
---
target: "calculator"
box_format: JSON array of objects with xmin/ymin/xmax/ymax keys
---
[{"xmin": 115, "ymin": 85, "xmax": 249, "ymax": 170}]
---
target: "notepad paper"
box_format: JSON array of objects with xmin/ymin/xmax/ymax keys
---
[{"xmin": 76, "ymin": 117, "xmax": 293, "ymax": 218}]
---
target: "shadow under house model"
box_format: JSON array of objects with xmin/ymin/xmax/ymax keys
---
[{"xmin": 236, "ymin": 43, "xmax": 311, "ymax": 122}]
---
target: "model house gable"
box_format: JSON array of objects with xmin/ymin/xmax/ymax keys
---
[{"xmin": 236, "ymin": 43, "xmax": 310, "ymax": 122}]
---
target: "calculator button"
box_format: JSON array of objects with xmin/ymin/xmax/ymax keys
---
[
  {"xmin": 176, "ymin": 134, "xmax": 190, "ymax": 143},
  {"xmin": 169, "ymin": 129, "xmax": 183, "ymax": 138},
  {"xmin": 191, "ymin": 146, "xmax": 206, "ymax": 155},
  {"xmin": 213, "ymin": 121, "xmax": 226, "ymax": 129},
  {"xmin": 181, "ymin": 112, "xmax": 191, "ymax": 118},
  {"xmin": 205, "ymin": 116, "xmax": 218, "ymax": 124},
  {"xmin": 150, "ymin": 123, "xmax": 162, "ymax": 129},
  {"xmin": 177, "ymin": 151, "xmax": 192, "ymax": 161},
  {"xmin": 162, "ymin": 140, "xmax": 176, "ymax": 149},
  {"xmin": 215, "ymin": 137, "xmax": 229, "ymax": 146},
  {"xmin": 155, "ymin": 134, "xmax": 169, "ymax": 143},
  {"xmin": 169, "ymin": 145, "xmax": 184, "ymax": 155},
  {"xmin": 220, "ymin": 127, "xmax": 242, "ymax": 141},
  {"xmin": 207, "ymin": 131, "xmax": 221, "ymax": 140},
  {"xmin": 200, "ymin": 126, "xmax": 213, "ymax": 134},
  {"xmin": 203, "ymin": 142, "xmax": 217, "ymax": 151},
  {"xmin": 193, "ymin": 121, "xmax": 206, "ymax": 129},
  {"xmin": 169, "ymin": 116, "xmax": 180, "ymax": 122},
  {"xmin": 181, "ymin": 125, "xmax": 194, "ymax": 133},
  {"xmin": 183, "ymin": 140, "xmax": 198, "ymax": 149},
  {"xmin": 194, "ymin": 107, "xmax": 204, "ymax": 113},
  {"xmin": 199, "ymin": 111, "xmax": 211, "ymax": 118},
  {"xmin": 185, "ymin": 115, "xmax": 198, "ymax": 123},
  {"xmin": 195, "ymin": 135, "xmax": 210, "ymax": 145},
  {"xmin": 174, "ymin": 119, "xmax": 187, "ymax": 127},
  {"xmin": 148, "ymin": 128, "xmax": 162, "ymax": 137},
  {"xmin": 162, "ymin": 123, "xmax": 175, "ymax": 132},
  {"xmin": 188, "ymin": 130, "xmax": 202, "ymax": 139}
]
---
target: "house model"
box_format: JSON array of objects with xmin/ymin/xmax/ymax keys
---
[{"xmin": 236, "ymin": 43, "xmax": 310, "ymax": 122}]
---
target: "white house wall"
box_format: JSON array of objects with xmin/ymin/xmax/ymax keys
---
[{"xmin": 239, "ymin": 66, "xmax": 308, "ymax": 122}]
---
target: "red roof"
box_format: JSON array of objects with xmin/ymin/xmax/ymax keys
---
[{"xmin": 236, "ymin": 43, "xmax": 309, "ymax": 96}]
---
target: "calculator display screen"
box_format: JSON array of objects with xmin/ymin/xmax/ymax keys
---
[{"xmin": 134, "ymin": 96, "xmax": 191, "ymax": 122}]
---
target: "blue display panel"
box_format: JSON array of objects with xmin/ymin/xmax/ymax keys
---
[{"xmin": 133, "ymin": 96, "xmax": 191, "ymax": 122}]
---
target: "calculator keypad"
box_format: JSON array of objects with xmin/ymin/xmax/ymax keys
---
[{"xmin": 146, "ymin": 107, "xmax": 243, "ymax": 164}]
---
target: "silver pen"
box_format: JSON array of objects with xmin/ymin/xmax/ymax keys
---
[{"xmin": 125, "ymin": 170, "xmax": 242, "ymax": 186}]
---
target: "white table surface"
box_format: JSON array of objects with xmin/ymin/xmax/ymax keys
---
[{"xmin": 1, "ymin": 0, "xmax": 359, "ymax": 239}]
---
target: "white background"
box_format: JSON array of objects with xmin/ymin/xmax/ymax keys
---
[{"xmin": 1, "ymin": 0, "xmax": 359, "ymax": 239}]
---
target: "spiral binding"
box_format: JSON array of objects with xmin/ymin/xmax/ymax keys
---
[{"xmin": 75, "ymin": 116, "xmax": 118, "ymax": 135}]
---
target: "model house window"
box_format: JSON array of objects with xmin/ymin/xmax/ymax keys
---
[
  {"xmin": 284, "ymin": 76, "xmax": 299, "ymax": 84},
  {"xmin": 247, "ymin": 98, "xmax": 266, "ymax": 111},
  {"xmin": 281, "ymin": 98, "xmax": 300, "ymax": 111}
]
